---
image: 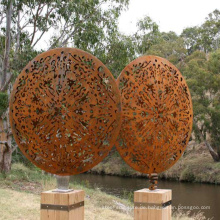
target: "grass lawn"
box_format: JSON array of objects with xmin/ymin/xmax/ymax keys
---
[
  {"xmin": 0, "ymin": 187, "xmax": 133, "ymax": 220},
  {"xmin": 91, "ymin": 142, "xmax": 220, "ymax": 185},
  {"xmin": 0, "ymin": 163, "xmax": 209, "ymax": 220}
]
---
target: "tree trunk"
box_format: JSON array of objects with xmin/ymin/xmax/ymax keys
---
[
  {"xmin": 0, "ymin": 117, "xmax": 12, "ymax": 172},
  {"xmin": 216, "ymin": 145, "xmax": 220, "ymax": 160},
  {"xmin": 0, "ymin": 143, "xmax": 12, "ymax": 173},
  {"xmin": 1, "ymin": 0, "xmax": 12, "ymax": 90},
  {"xmin": 204, "ymin": 141, "xmax": 220, "ymax": 162},
  {"xmin": 3, "ymin": 150, "xmax": 12, "ymax": 172},
  {"xmin": 194, "ymin": 122, "xmax": 220, "ymax": 162},
  {"xmin": 0, "ymin": 104, "xmax": 15, "ymax": 173},
  {"xmin": 0, "ymin": 122, "xmax": 14, "ymax": 172},
  {"xmin": 0, "ymin": 0, "xmax": 14, "ymax": 173},
  {"xmin": 15, "ymin": 9, "xmax": 21, "ymax": 55}
]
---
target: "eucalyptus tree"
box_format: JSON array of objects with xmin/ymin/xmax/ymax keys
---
[
  {"xmin": 92, "ymin": 32, "xmax": 136, "ymax": 78},
  {"xmin": 138, "ymin": 16, "xmax": 220, "ymax": 161},
  {"xmin": 181, "ymin": 9, "xmax": 220, "ymax": 55},
  {"xmin": 134, "ymin": 16, "xmax": 160, "ymax": 55},
  {"xmin": 182, "ymin": 50, "xmax": 220, "ymax": 161},
  {"xmin": 0, "ymin": 0, "xmax": 129, "ymax": 172}
]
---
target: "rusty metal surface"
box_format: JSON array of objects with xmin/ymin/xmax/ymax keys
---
[
  {"xmin": 116, "ymin": 55, "xmax": 193, "ymax": 174},
  {"xmin": 149, "ymin": 173, "xmax": 158, "ymax": 190},
  {"xmin": 9, "ymin": 48, "xmax": 121, "ymax": 175},
  {"xmin": 41, "ymin": 201, "xmax": 84, "ymax": 211}
]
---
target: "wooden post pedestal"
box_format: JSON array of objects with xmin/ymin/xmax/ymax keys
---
[
  {"xmin": 134, "ymin": 189, "xmax": 172, "ymax": 220},
  {"xmin": 41, "ymin": 190, "xmax": 84, "ymax": 220}
]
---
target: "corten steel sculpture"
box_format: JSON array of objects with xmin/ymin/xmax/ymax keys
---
[
  {"xmin": 116, "ymin": 56, "xmax": 193, "ymax": 190},
  {"xmin": 9, "ymin": 48, "xmax": 121, "ymax": 176}
]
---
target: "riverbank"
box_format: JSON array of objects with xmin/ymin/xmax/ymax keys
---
[
  {"xmin": 0, "ymin": 163, "xmax": 208, "ymax": 220},
  {"xmin": 0, "ymin": 163, "xmax": 133, "ymax": 220},
  {"xmin": 90, "ymin": 141, "xmax": 220, "ymax": 184}
]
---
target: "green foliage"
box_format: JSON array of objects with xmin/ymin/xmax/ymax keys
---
[
  {"xmin": 207, "ymin": 50, "xmax": 220, "ymax": 149},
  {"xmin": 12, "ymin": 45, "xmax": 40, "ymax": 76},
  {"xmin": 1, "ymin": 0, "xmax": 220, "ymax": 164},
  {"xmin": 94, "ymin": 32, "xmax": 136, "ymax": 77},
  {"xmin": 122, "ymin": 190, "xmax": 134, "ymax": 202},
  {"xmin": 135, "ymin": 16, "xmax": 160, "ymax": 54},
  {"xmin": 120, "ymin": 166, "xmax": 130, "ymax": 176},
  {"xmin": 0, "ymin": 92, "xmax": 8, "ymax": 116},
  {"xmin": 181, "ymin": 9, "xmax": 220, "ymax": 54},
  {"xmin": 210, "ymin": 107, "xmax": 220, "ymax": 151},
  {"xmin": 12, "ymin": 147, "xmax": 36, "ymax": 169},
  {"xmin": 4, "ymin": 163, "xmax": 42, "ymax": 182},
  {"xmin": 181, "ymin": 50, "xmax": 220, "ymax": 152},
  {"xmin": 49, "ymin": 0, "xmax": 129, "ymax": 51},
  {"xmin": 200, "ymin": 9, "xmax": 220, "ymax": 53},
  {"xmin": 181, "ymin": 27, "xmax": 201, "ymax": 54},
  {"xmin": 1, "ymin": 0, "xmax": 130, "ymax": 83},
  {"xmin": 134, "ymin": 11, "xmax": 220, "ymax": 158},
  {"xmin": 180, "ymin": 167, "xmax": 196, "ymax": 182},
  {"xmin": 146, "ymin": 32, "xmax": 187, "ymax": 66}
]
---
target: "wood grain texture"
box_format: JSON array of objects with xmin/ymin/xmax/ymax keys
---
[
  {"xmin": 134, "ymin": 189, "xmax": 172, "ymax": 220},
  {"xmin": 41, "ymin": 190, "xmax": 84, "ymax": 220}
]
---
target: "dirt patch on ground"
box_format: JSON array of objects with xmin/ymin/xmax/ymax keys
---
[
  {"xmin": 13, "ymin": 180, "xmax": 42, "ymax": 194},
  {"xmin": 0, "ymin": 180, "xmax": 42, "ymax": 194}
]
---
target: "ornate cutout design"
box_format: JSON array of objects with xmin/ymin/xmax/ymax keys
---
[
  {"xmin": 9, "ymin": 48, "xmax": 121, "ymax": 175},
  {"xmin": 116, "ymin": 56, "xmax": 193, "ymax": 174}
]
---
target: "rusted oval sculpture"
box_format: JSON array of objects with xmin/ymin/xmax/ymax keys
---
[
  {"xmin": 9, "ymin": 48, "xmax": 121, "ymax": 175},
  {"xmin": 116, "ymin": 55, "xmax": 193, "ymax": 176}
]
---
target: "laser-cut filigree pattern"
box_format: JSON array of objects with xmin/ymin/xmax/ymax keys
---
[
  {"xmin": 9, "ymin": 48, "xmax": 121, "ymax": 175},
  {"xmin": 116, "ymin": 56, "xmax": 193, "ymax": 174}
]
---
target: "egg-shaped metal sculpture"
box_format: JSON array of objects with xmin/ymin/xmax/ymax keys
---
[
  {"xmin": 116, "ymin": 56, "xmax": 193, "ymax": 175},
  {"xmin": 9, "ymin": 48, "xmax": 121, "ymax": 175}
]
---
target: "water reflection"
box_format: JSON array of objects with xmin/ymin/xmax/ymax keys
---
[{"xmin": 72, "ymin": 173, "xmax": 220, "ymax": 219}]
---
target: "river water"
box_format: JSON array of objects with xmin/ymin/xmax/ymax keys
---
[{"xmin": 73, "ymin": 173, "xmax": 220, "ymax": 219}]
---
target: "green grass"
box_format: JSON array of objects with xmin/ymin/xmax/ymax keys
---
[
  {"xmin": 0, "ymin": 163, "xmax": 133, "ymax": 220},
  {"xmin": 91, "ymin": 142, "xmax": 220, "ymax": 185},
  {"xmin": 161, "ymin": 142, "xmax": 220, "ymax": 184},
  {"xmin": 0, "ymin": 163, "xmax": 210, "ymax": 220}
]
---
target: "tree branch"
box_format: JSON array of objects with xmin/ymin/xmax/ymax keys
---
[
  {"xmin": 20, "ymin": 21, "xmax": 30, "ymax": 30},
  {"xmin": 32, "ymin": 6, "xmax": 54, "ymax": 47},
  {"xmin": 0, "ymin": 13, "xmax": 5, "ymax": 25},
  {"xmin": 15, "ymin": 10, "xmax": 21, "ymax": 55},
  {"xmin": 49, "ymin": 17, "xmax": 71, "ymax": 49},
  {"xmin": 30, "ymin": 3, "xmax": 41, "ymax": 45},
  {"xmin": 11, "ymin": 144, "xmax": 17, "ymax": 153},
  {"xmin": 20, "ymin": 9, "xmax": 28, "ymax": 22}
]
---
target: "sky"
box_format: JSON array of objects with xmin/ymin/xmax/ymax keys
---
[
  {"xmin": 118, "ymin": 0, "xmax": 220, "ymax": 35},
  {"xmin": 37, "ymin": 0, "xmax": 220, "ymax": 50}
]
